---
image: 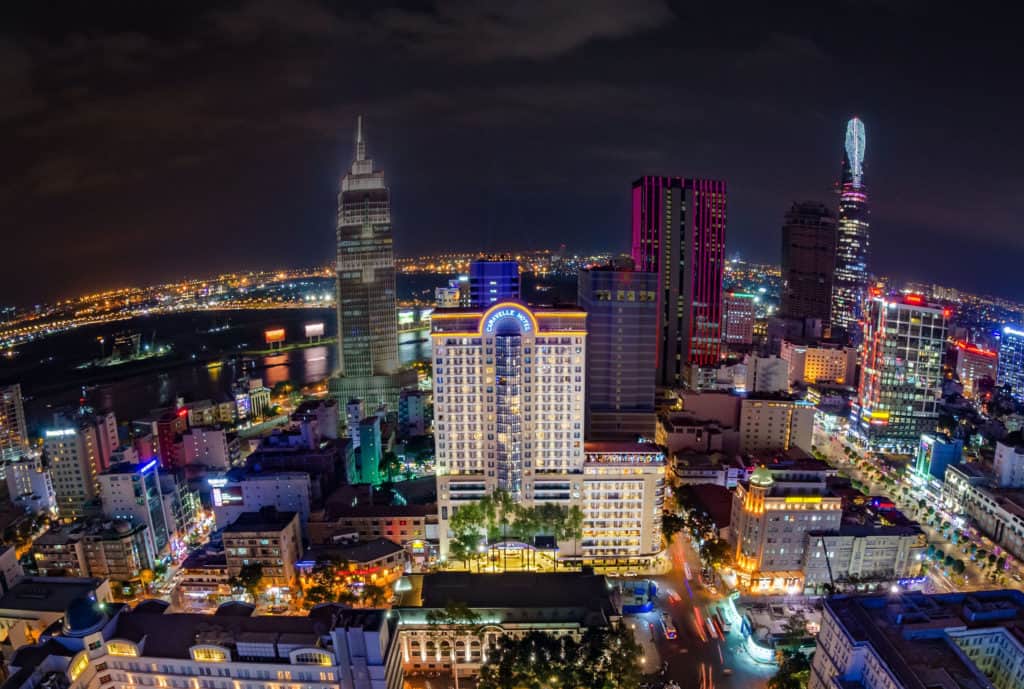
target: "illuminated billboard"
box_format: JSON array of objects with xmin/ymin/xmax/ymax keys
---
[
  {"xmin": 264, "ymin": 328, "xmax": 286, "ymax": 344},
  {"xmin": 304, "ymin": 322, "xmax": 325, "ymax": 338},
  {"xmin": 212, "ymin": 485, "xmax": 244, "ymax": 507}
]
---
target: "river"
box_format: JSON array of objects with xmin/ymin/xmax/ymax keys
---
[{"xmin": 1, "ymin": 273, "xmax": 577, "ymax": 432}]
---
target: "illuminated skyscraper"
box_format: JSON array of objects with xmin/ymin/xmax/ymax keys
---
[
  {"xmin": 830, "ymin": 118, "xmax": 870, "ymax": 339},
  {"xmin": 997, "ymin": 325, "xmax": 1024, "ymax": 399},
  {"xmin": 631, "ymin": 176, "xmax": 727, "ymax": 385},
  {"xmin": 329, "ymin": 117, "xmax": 414, "ymax": 412},
  {"xmin": 780, "ymin": 201, "xmax": 837, "ymax": 325},
  {"xmin": 853, "ymin": 294, "xmax": 948, "ymax": 451}
]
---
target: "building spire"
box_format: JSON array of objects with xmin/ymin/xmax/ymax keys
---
[{"xmin": 355, "ymin": 115, "xmax": 366, "ymax": 162}]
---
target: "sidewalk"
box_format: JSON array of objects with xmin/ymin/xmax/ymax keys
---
[{"xmin": 624, "ymin": 613, "xmax": 662, "ymax": 675}]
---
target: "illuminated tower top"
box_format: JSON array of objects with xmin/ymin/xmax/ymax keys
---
[{"xmin": 842, "ymin": 117, "xmax": 866, "ymax": 190}]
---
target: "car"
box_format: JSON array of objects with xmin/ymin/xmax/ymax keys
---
[{"xmin": 722, "ymin": 668, "xmax": 734, "ymax": 676}]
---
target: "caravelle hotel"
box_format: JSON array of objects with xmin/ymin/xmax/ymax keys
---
[{"xmin": 431, "ymin": 301, "xmax": 666, "ymax": 570}]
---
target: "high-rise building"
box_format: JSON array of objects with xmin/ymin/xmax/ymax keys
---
[
  {"xmin": 431, "ymin": 302, "xmax": 666, "ymax": 566},
  {"xmin": 223, "ymin": 507, "xmax": 303, "ymax": 587},
  {"xmin": 810, "ymin": 591, "xmax": 1024, "ymax": 689},
  {"xmin": 0, "ymin": 383, "xmax": 29, "ymax": 472},
  {"xmin": 830, "ymin": 118, "xmax": 870, "ymax": 339},
  {"xmin": 853, "ymin": 294, "xmax": 948, "ymax": 450},
  {"xmin": 631, "ymin": 176, "xmax": 727, "ymax": 384},
  {"xmin": 577, "ymin": 262, "xmax": 658, "ymax": 440},
  {"xmin": 44, "ymin": 418, "xmax": 102, "ymax": 520},
  {"xmin": 432, "ymin": 301, "xmax": 586, "ymax": 555},
  {"xmin": 953, "ymin": 340, "xmax": 997, "ymax": 398},
  {"xmin": 469, "ymin": 258, "xmax": 520, "ymax": 307},
  {"xmin": 738, "ymin": 394, "xmax": 814, "ymax": 453},
  {"xmin": 914, "ymin": 432, "xmax": 962, "ymax": 481},
  {"xmin": 329, "ymin": 117, "xmax": 415, "ymax": 411},
  {"xmin": 997, "ymin": 325, "xmax": 1024, "ymax": 399},
  {"xmin": 723, "ymin": 291, "xmax": 756, "ymax": 346},
  {"xmin": 98, "ymin": 458, "xmax": 171, "ymax": 555},
  {"xmin": 993, "ymin": 431, "xmax": 1024, "ymax": 488},
  {"xmin": 780, "ymin": 201, "xmax": 837, "ymax": 325}
]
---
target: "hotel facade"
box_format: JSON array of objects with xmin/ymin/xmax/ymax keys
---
[{"xmin": 432, "ymin": 301, "xmax": 665, "ymax": 568}]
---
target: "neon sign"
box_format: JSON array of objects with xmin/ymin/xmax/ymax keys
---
[{"xmin": 484, "ymin": 306, "xmax": 533, "ymax": 334}]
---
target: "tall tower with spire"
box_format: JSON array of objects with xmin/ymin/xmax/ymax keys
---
[
  {"xmin": 830, "ymin": 117, "xmax": 870, "ymax": 340},
  {"xmin": 329, "ymin": 117, "xmax": 414, "ymax": 415}
]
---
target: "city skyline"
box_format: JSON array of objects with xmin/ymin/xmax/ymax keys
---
[{"xmin": 3, "ymin": 2, "xmax": 1024, "ymax": 303}]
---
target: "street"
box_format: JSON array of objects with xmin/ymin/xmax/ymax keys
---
[
  {"xmin": 811, "ymin": 424, "xmax": 1024, "ymax": 594},
  {"xmin": 629, "ymin": 535, "xmax": 775, "ymax": 689}
]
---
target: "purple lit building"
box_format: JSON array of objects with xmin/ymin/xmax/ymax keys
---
[{"xmin": 631, "ymin": 176, "xmax": 727, "ymax": 385}]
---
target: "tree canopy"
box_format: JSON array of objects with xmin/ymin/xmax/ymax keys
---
[{"xmin": 477, "ymin": 626, "xmax": 642, "ymax": 689}]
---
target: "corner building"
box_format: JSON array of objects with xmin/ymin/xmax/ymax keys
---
[{"xmin": 853, "ymin": 294, "xmax": 948, "ymax": 451}]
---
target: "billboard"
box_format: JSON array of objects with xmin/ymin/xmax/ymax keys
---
[
  {"xmin": 304, "ymin": 322, "xmax": 325, "ymax": 338},
  {"xmin": 264, "ymin": 328, "xmax": 286, "ymax": 344}
]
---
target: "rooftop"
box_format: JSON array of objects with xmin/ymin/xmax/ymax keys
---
[
  {"xmin": 826, "ymin": 590, "xmax": 1024, "ymax": 689},
  {"xmin": 300, "ymin": 538, "xmax": 405, "ymax": 565},
  {"xmin": 222, "ymin": 508, "xmax": 297, "ymax": 533},
  {"xmin": 583, "ymin": 441, "xmax": 663, "ymax": 455},
  {"xmin": 103, "ymin": 604, "xmax": 386, "ymax": 661},
  {"xmin": 0, "ymin": 577, "xmax": 104, "ymax": 614},
  {"xmin": 414, "ymin": 572, "xmax": 615, "ymax": 615}
]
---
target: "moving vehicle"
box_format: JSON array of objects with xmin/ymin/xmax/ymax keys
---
[
  {"xmin": 714, "ymin": 608, "xmax": 731, "ymax": 635},
  {"xmin": 705, "ymin": 616, "xmax": 719, "ymax": 640},
  {"xmin": 661, "ymin": 612, "xmax": 678, "ymax": 640}
]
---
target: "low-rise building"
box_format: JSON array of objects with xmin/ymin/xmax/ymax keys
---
[
  {"xmin": 82, "ymin": 520, "xmax": 154, "ymax": 583},
  {"xmin": 672, "ymin": 452, "xmax": 747, "ymax": 488},
  {"xmin": 943, "ymin": 463, "xmax": 1024, "ymax": 562},
  {"xmin": 802, "ymin": 524, "xmax": 926, "ymax": 594},
  {"xmin": 656, "ymin": 412, "xmax": 737, "ymax": 455},
  {"xmin": 175, "ymin": 549, "xmax": 231, "ymax": 612},
  {"xmin": 210, "ymin": 471, "xmax": 312, "ymax": 534},
  {"xmin": 298, "ymin": 538, "xmax": 407, "ymax": 586},
  {"xmin": 398, "ymin": 390, "xmax": 428, "ymax": 439},
  {"xmin": 3, "ymin": 599, "xmax": 401, "ymax": 689},
  {"xmin": 396, "ymin": 572, "xmax": 617, "ymax": 681},
  {"xmin": 810, "ymin": 590, "xmax": 1024, "ymax": 689},
  {"xmin": 222, "ymin": 507, "xmax": 303, "ymax": 588},
  {"xmin": 5, "ymin": 454, "xmax": 57, "ymax": 515},
  {"xmin": 914, "ymin": 432, "xmax": 962, "ymax": 481},
  {"xmin": 0, "ymin": 576, "xmax": 111, "ymax": 662}
]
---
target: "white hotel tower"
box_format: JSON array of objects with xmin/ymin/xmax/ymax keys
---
[{"xmin": 432, "ymin": 301, "xmax": 665, "ymax": 567}]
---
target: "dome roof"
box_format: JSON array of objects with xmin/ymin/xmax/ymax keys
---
[
  {"xmin": 750, "ymin": 466, "xmax": 775, "ymax": 487},
  {"xmin": 63, "ymin": 596, "xmax": 109, "ymax": 637}
]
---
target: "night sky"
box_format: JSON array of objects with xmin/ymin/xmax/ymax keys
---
[{"xmin": 2, "ymin": 1, "xmax": 1021, "ymax": 304}]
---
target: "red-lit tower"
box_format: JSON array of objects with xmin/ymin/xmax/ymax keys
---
[{"xmin": 631, "ymin": 176, "xmax": 727, "ymax": 386}]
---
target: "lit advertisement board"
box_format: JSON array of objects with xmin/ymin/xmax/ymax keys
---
[
  {"xmin": 212, "ymin": 485, "xmax": 244, "ymax": 507},
  {"xmin": 265, "ymin": 328, "xmax": 286, "ymax": 344},
  {"xmin": 304, "ymin": 322, "xmax": 325, "ymax": 338}
]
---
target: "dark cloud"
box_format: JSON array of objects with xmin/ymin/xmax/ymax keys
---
[{"xmin": 0, "ymin": 0, "xmax": 1022, "ymax": 304}]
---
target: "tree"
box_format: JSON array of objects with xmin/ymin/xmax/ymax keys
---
[
  {"xmin": 304, "ymin": 585, "xmax": 333, "ymax": 605},
  {"xmin": 779, "ymin": 613, "xmax": 809, "ymax": 649},
  {"xmin": 477, "ymin": 625, "xmax": 641, "ymax": 689},
  {"xmin": 230, "ymin": 563, "xmax": 264, "ymax": 601},
  {"xmin": 769, "ymin": 650, "xmax": 811, "ymax": 689},
  {"xmin": 139, "ymin": 568, "xmax": 155, "ymax": 593},
  {"xmin": 952, "ymin": 560, "xmax": 966, "ymax": 575},
  {"xmin": 380, "ymin": 451, "xmax": 402, "ymax": 484},
  {"xmin": 361, "ymin": 582, "xmax": 392, "ymax": 608},
  {"xmin": 662, "ymin": 513, "xmax": 687, "ymax": 540},
  {"xmin": 997, "ymin": 556, "xmax": 1007, "ymax": 570},
  {"xmin": 702, "ymin": 538, "xmax": 732, "ymax": 567},
  {"xmin": 988, "ymin": 553, "xmax": 998, "ymax": 567}
]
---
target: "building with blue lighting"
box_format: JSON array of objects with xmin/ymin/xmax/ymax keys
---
[
  {"xmin": 914, "ymin": 433, "xmax": 962, "ymax": 481},
  {"xmin": 97, "ymin": 458, "xmax": 170, "ymax": 556},
  {"xmin": 469, "ymin": 258, "xmax": 520, "ymax": 307},
  {"xmin": 997, "ymin": 325, "xmax": 1024, "ymax": 399}
]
